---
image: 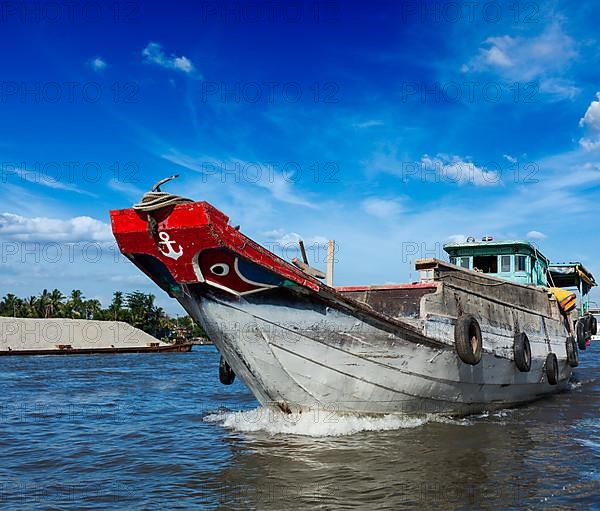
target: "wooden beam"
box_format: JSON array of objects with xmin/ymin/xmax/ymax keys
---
[{"xmin": 327, "ymin": 240, "xmax": 335, "ymax": 287}]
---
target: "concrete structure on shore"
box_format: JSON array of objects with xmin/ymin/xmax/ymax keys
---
[{"xmin": 0, "ymin": 317, "xmax": 192, "ymax": 355}]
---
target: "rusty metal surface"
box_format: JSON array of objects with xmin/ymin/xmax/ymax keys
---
[{"xmin": 339, "ymin": 286, "xmax": 438, "ymax": 320}]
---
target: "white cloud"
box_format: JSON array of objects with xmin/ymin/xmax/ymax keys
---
[
  {"xmin": 527, "ymin": 230, "xmax": 547, "ymax": 240},
  {"xmin": 108, "ymin": 274, "xmax": 148, "ymax": 284},
  {"xmin": 579, "ymin": 138, "xmax": 600, "ymax": 151},
  {"xmin": 173, "ymin": 56, "xmax": 193, "ymax": 73},
  {"xmin": 162, "ymin": 151, "xmax": 317, "ymax": 209},
  {"xmin": 352, "ymin": 120, "xmax": 384, "ymax": 129},
  {"xmin": 253, "ymin": 166, "xmax": 317, "ymax": 209},
  {"xmin": 579, "ymin": 92, "xmax": 600, "ymax": 130},
  {"xmin": 142, "ymin": 42, "xmax": 195, "ymax": 74},
  {"xmin": 261, "ymin": 229, "xmax": 327, "ymax": 247},
  {"xmin": 466, "ymin": 23, "xmax": 579, "ymax": 100},
  {"xmin": 475, "ymin": 25, "xmax": 577, "ymax": 80},
  {"xmin": 539, "ymin": 78, "xmax": 579, "ymax": 100},
  {"xmin": 89, "ymin": 57, "xmax": 107, "ymax": 72},
  {"xmin": 483, "ymin": 41, "xmax": 513, "ymax": 67},
  {"xmin": 0, "ymin": 213, "xmax": 112, "ymax": 243},
  {"xmin": 420, "ymin": 154, "xmax": 501, "ymax": 187},
  {"xmin": 503, "ymin": 154, "xmax": 517, "ymax": 164},
  {"xmin": 262, "ymin": 228, "xmax": 298, "ymax": 242},
  {"xmin": 365, "ymin": 150, "xmax": 501, "ymax": 187},
  {"xmin": 262, "ymin": 228, "xmax": 302, "ymax": 246},
  {"xmin": 361, "ymin": 198, "xmax": 404, "ymax": 219},
  {"xmin": 2, "ymin": 165, "xmax": 96, "ymax": 196},
  {"xmin": 260, "ymin": 230, "xmax": 329, "ymax": 266},
  {"xmin": 107, "ymin": 178, "xmax": 144, "ymax": 200},
  {"xmin": 579, "ymin": 93, "xmax": 600, "ymax": 150},
  {"xmin": 446, "ymin": 234, "xmax": 467, "ymax": 244}
]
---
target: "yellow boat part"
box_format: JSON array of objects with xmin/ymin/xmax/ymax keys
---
[{"xmin": 549, "ymin": 287, "xmax": 577, "ymax": 313}]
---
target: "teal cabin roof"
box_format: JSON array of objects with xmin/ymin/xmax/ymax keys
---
[
  {"xmin": 442, "ymin": 239, "xmax": 597, "ymax": 297},
  {"xmin": 443, "ymin": 239, "xmax": 550, "ymax": 265},
  {"xmin": 442, "ymin": 238, "xmax": 550, "ymax": 287}
]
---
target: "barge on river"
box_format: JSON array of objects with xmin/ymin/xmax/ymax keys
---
[
  {"xmin": 110, "ymin": 188, "xmax": 596, "ymax": 415},
  {"xmin": 0, "ymin": 317, "xmax": 192, "ymax": 355}
]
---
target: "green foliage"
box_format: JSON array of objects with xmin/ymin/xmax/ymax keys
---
[{"xmin": 0, "ymin": 289, "xmax": 207, "ymax": 340}]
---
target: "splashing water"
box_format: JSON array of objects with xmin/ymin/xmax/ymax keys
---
[{"xmin": 204, "ymin": 407, "xmax": 467, "ymax": 437}]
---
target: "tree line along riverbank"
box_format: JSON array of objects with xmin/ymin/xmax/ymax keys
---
[{"xmin": 0, "ymin": 289, "xmax": 207, "ymax": 342}]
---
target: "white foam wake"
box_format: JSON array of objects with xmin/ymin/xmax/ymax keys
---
[{"xmin": 204, "ymin": 407, "xmax": 433, "ymax": 437}]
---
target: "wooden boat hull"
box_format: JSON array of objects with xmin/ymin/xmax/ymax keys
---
[
  {"xmin": 177, "ymin": 286, "xmax": 569, "ymax": 416},
  {"xmin": 110, "ymin": 202, "xmax": 574, "ymax": 416}
]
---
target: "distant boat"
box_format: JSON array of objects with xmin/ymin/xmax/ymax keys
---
[
  {"xmin": 589, "ymin": 308, "xmax": 600, "ymax": 343},
  {"xmin": 110, "ymin": 185, "xmax": 596, "ymax": 416},
  {"xmin": 0, "ymin": 317, "xmax": 192, "ymax": 355}
]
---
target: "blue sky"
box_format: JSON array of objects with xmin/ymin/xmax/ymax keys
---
[{"xmin": 1, "ymin": 0, "xmax": 600, "ymax": 312}]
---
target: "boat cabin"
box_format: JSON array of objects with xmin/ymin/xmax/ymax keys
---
[
  {"xmin": 444, "ymin": 238, "xmax": 550, "ymax": 286},
  {"xmin": 548, "ymin": 262, "xmax": 597, "ymax": 316},
  {"xmin": 444, "ymin": 238, "xmax": 597, "ymax": 316}
]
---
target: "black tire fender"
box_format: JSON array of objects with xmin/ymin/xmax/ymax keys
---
[
  {"xmin": 587, "ymin": 314, "xmax": 597, "ymax": 336},
  {"xmin": 576, "ymin": 320, "xmax": 587, "ymax": 350},
  {"xmin": 513, "ymin": 332, "xmax": 531, "ymax": 372},
  {"xmin": 566, "ymin": 336, "xmax": 579, "ymax": 368},
  {"xmin": 219, "ymin": 355, "xmax": 236, "ymax": 385},
  {"xmin": 545, "ymin": 353, "xmax": 559, "ymax": 385},
  {"xmin": 454, "ymin": 315, "xmax": 483, "ymax": 365}
]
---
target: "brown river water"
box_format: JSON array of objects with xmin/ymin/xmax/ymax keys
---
[{"xmin": 1, "ymin": 345, "xmax": 598, "ymax": 510}]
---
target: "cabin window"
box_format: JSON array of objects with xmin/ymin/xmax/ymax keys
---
[
  {"xmin": 450, "ymin": 256, "xmax": 470, "ymax": 269},
  {"xmin": 500, "ymin": 255, "xmax": 511, "ymax": 273},
  {"xmin": 515, "ymin": 255, "xmax": 527, "ymax": 272},
  {"xmin": 473, "ymin": 255, "xmax": 498, "ymax": 273}
]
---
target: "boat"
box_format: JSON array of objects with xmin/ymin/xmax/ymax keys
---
[
  {"xmin": 109, "ymin": 181, "xmax": 596, "ymax": 416},
  {"xmin": 590, "ymin": 308, "xmax": 600, "ymax": 343},
  {"xmin": 0, "ymin": 316, "xmax": 193, "ymax": 355},
  {"xmin": 547, "ymin": 262, "xmax": 598, "ymax": 349}
]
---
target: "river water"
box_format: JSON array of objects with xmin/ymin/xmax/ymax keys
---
[{"xmin": 1, "ymin": 345, "xmax": 598, "ymax": 510}]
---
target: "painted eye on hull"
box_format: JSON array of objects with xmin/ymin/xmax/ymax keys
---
[{"xmin": 210, "ymin": 263, "xmax": 230, "ymax": 276}]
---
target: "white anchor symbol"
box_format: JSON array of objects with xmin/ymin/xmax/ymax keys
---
[{"xmin": 158, "ymin": 231, "xmax": 184, "ymax": 260}]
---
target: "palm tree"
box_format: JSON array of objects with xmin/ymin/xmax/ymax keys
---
[
  {"xmin": 66, "ymin": 290, "xmax": 84, "ymax": 318},
  {"xmin": 84, "ymin": 299, "xmax": 102, "ymax": 320},
  {"xmin": 0, "ymin": 294, "xmax": 19, "ymax": 317},
  {"xmin": 125, "ymin": 291, "xmax": 153, "ymax": 330},
  {"xmin": 37, "ymin": 289, "xmax": 52, "ymax": 318},
  {"xmin": 46, "ymin": 289, "xmax": 65, "ymax": 318},
  {"xmin": 108, "ymin": 291, "xmax": 125, "ymax": 321},
  {"xmin": 25, "ymin": 296, "xmax": 38, "ymax": 318}
]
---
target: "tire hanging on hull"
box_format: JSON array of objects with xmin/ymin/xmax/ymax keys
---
[
  {"xmin": 566, "ymin": 336, "xmax": 579, "ymax": 367},
  {"xmin": 545, "ymin": 353, "xmax": 559, "ymax": 385},
  {"xmin": 454, "ymin": 315, "xmax": 482, "ymax": 365},
  {"xmin": 590, "ymin": 314, "xmax": 598, "ymax": 336},
  {"xmin": 219, "ymin": 355, "xmax": 236, "ymax": 385},
  {"xmin": 576, "ymin": 320, "xmax": 587, "ymax": 351},
  {"xmin": 513, "ymin": 332, "xmax": 532, "ymax": 372}
]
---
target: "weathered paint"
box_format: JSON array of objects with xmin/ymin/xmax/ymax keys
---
[
  {"xmin": 111, "ymin": 201, "xmax": 578, "ymax": 416},
  {"xmin": 444, "ymin": 239, "xmax": 549, "ymax": 286}
]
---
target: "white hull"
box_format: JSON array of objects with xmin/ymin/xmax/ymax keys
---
[{"xmin": 180, "ymin": 290, "xmax": 571, "ymax": 416}]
